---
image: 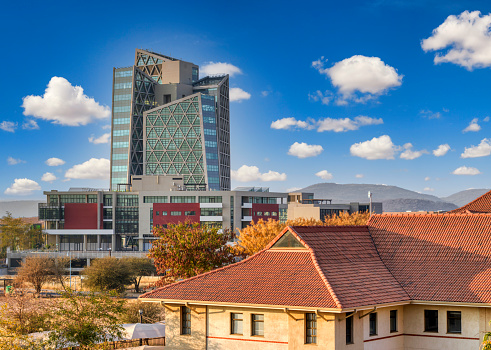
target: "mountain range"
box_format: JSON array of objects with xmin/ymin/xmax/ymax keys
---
[{"xmin": 0, "ymin": 185, "xmax": 489, "ymax": 217}]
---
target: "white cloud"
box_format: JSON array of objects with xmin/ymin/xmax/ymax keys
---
[
  {"xmin": 22, "ymin": 119, "xmax": 39, "ymax": 130},
  {"xmin": 355, "ymin": 174, "xmax": 364, "ymax": 178},
  {"xmin": 421, "ymin": 11, "xmax": 491, "ymax": 69},
  {"xmin": 0, "ymin": 121, "xmax": 17, "ymax": 133},
  {"xmin": 463, "ymin": 118, "xmax": 481, "ymax": 132},
  {"xmin": 433, "ymin": 144, "xmax": 451, "ymax": 157},
  {"xmin": 65, "ymin": 158, "xmax": 110, "ymax": 180},
  {"xmin": 200, "ymin": 62, "xmax": 242, "ymax": 77},
  {"xmin": 7, "ymin": 157, "xmax": 25, "ymax": 165},
  {"xmin": 231, "ymin": 165, "xmax": 287, "ymax": 182},
  {"xmin": 484, "ymin": 116, "xmax": 490, "ymax": 122},
  {"xmin": 288, "ymin": 142, "xmax": 324, "ymax": 158},
  {"xmin": 308, "ymin": 90, "xmax": 332, "ymax": 105},
  {"xmin": 46, "ymin": 157, "xmax": 65, "ymax": 166},
  {"xmin": 317, "ymin": 116, "xmax": 383, "ymax": 132},
  {"xmin": 41, "ymin": 172, "xmax": 57, "ymax": 182},
  {"xmin": 400, "ymin": 143, "xmax": 428, "ymax": 160},
  {"xmin": 425, "ymin": 176, "xmax": 431, "ymax": 181},
  {"xmin": 423, "ymin": 187, "xmax": 435, "ymax": 192},
  {"xmin": 89, "ymin": 133, "xmax": 111, "ymax": 144},
  {"xmin": 286, "ymin": 187, "xmax": 302, "ymax": 192},
  {"xmin": 4, "ymin": 178, "xmax": 41, "ymax": 195},
  {"xmin": 270, "ymin": 117, "xmax": 313, "ymax": 130},
  {"xmin": 452, "ymin": 166, "xmax": 481, "ymax": 175},
  {"xmin": 313, "ymin": 55, "xmax": 403, "ymax": 104},
  {"xmin": 229, "ymin": 87, "xmax": 251, "ymax": 102},
  {"xmin": 22, "ymin": 77, "xmax": 110, "ymax": 126},
  {"xmin": 315, "ymin": 170, "xmax": 333, "ymax": 180},
  {"xmin": 261, "ymin": 90, "xmax": 271, "ymax": 97},
  {"xmin": 350, "ymin": 135, "xmax": 398, "ymax": 160},
  {"xmin": 102, "ymin": 124, "xmax": 112, "ymax": 130},
  {"xmin": 461, "ymin": 138, "xmax": 491, "ymax": 158},
  {"xmin": 419, "ymin": 110, "xmax": 442, "ymax": 119}
]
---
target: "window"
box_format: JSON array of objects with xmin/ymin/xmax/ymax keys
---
[
  {"xmin": 185, "ymin": 211, "xmax": 196, "ymax": 216},
  {"xmin": 447, "ymin": 311, "xmax": 461, "ymax": 334},
  {"xmin": 252, "ymin": 314, "xmax": 264, "ymax": 336},
  {"xmin": 264, "ymin": 212, "xmax": 270, "ymax": 216},
  {"xmin": 305, "ymin": 313, "xmax": 317, "ymax": 344},
  {"xmin": 256, "ymin": 211, "xmax": 263, "ymax": 216},
  {"xmin": 181, "ymin": 306, "xmax": 191, "ymax": 335},
  {"xmin": 390, "ymin": 310, "xmax": 398, "ymax": 333},
  {"xmin": 156, "ymin": 211, "xmax": 159, "ymax": 216},
  {"xmin": 199, "ymin": 196, "xmax": 222, "ymax": 203},
  {"xmin": 231, "ymin": 313, "xmax": 243, "ymax": 335},
  {"xmin": 272, "ymin": 212, "xmax": 278, "ymax": 216},
  {"xmin": 171, "ymin": 211, "xmax": 182, "ymax": 216},
  {"xmin": 162, "ymin": 211, "xmax": 167, "ymax": 216},
  {"xmin": 369, "ymin": 312, "xmax": 377, "ymax": 336},
  {"xmin": 346, "ymin": 313, "xmax": 353, "ymax": 344},
  {"xmin": 424, "ymin": 310, "xmax": 438, "ymax": 332}
]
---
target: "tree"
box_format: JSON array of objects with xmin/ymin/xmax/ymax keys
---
[
  {"xmin": 15, "ymin": 256, "xmax": 67, "ymax": 294},
  {"xmin": 123, "ymin": 257, "xmax": 156, "ymax": 293},
  {"xmin": 82, "ymin": 257, "xmax": 132, "ymax": 293},
  {"xmin": 119, "ymin": 300, "xmax": 163, "ymax": 324},
  {"xmin": 149, "ymin": 221, "xmax": 236, "ymax": 286},
  {"xmin": 46, "ymin": 290, "xmax": 126, "ymax": 350},
  {"xmin": 236, "ymin": 212, "xmax": 371, "ymax": 257},
  {"xmin": 0, "ymin": 212, "xmax": 44, "ymax": 258}
]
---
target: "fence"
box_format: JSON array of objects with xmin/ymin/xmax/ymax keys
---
[{"xmin": 61, "ymin": 336, "xmax": 165, "ymax": 349}]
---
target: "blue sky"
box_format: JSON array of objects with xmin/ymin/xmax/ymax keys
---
[{"xmin": 1, "ymin": 0, "xmax": 491, "ymax": 199}]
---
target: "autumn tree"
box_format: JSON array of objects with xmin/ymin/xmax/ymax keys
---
[
  {"xmin": 15, "ymin": 256, "xmax": 67, "ymax": 294},
  {"xmin": 82, "ymin": 257, "xmax": 132, "ymax": 293},
  {"xmin": 0, "ymin": 302, "xmax": 46, "ymax": 350},
  {"xmin": 119, "ymin": 300, "xmax": 163, "ymax": 324},
  {"xmin": 236, "ymin": 212, "xmax": 370, "ymax": 257},
  {"xmin": 46, "ymin": 290, "xmax": 125, "ymax": 350},
  {"xmin": 149, "ymin": 221, "xmax": 236, "ymax": 286},
  {"xmin": 122, "ymin": 257, "xmax": 156, "ymax": 293},
  {"xmin": 0, "ymin": 212, "xmax": 44, "ymax": 257}
]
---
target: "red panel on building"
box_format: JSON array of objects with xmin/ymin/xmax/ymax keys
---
[
  {"xmin": 252, "ymin": 203, "xmax": 280, "ymax": 222},
  {"xmin": 153, "ymin": 203, "xmax": 200, "ymax": 227},
  {"xmin": 64, "ymin": 203, "xmax": 99, "ymax": 229}
]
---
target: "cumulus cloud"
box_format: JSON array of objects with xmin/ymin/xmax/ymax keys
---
[
  {"xmin": 463, "ymin": 118, "xmax": 481, "ymax": 132},
  {"xmin": 313, "ymin": 55, "xmax": 403, "ymax": 104},
  {"xmin": 425, "ymin": 176, "xmax": 431, "ymax": 181},
  {"xmin": 400, "ymin": 143, "xmax": 428, "ymax": 160},
  {"xmin": 229, "ymin": 87, "xmax": 251, "ymax": 102},
  {"xmin": 4, "ymin": 178, "xmax": 41, "ymax": 195},
  {"xmin": 270, "ymin": 117, "xmax": 313, "ymax": 130},
  {"xmin": 461, "ymin": 138, "xmax": 491, "ymax": 158},
  {"xmin": 200, "ymin": 62, "xmax": 242, "ymax": 77},
  {"xmin": 423, "ymin": 187, "xmax": 435, "ymax": 192},
  {"xmin": 355, "ymin": 174, "xmax": 364, "ymax": 178},
  {"xmin": 350, "ymin": 135, "xmax": 399, "ymax": 160},
  {"xmin": 7, "ymin": 157, "xmax": 25, "ymax": 165},
  {"xmin": 22, "ymin": 119, "xmax": 39, "ymax": 130},
  {"xmin": 231, "ymin": 165, "xmax": 287, "ymax": 182},
  {"xmin": 286, "ymin": 187, "xmax": 302, "ymax": 192},
  {"xmin": 22, "ymin": 77, "xmax": 110, "ymax": 126},
  {"xmin": 89, "ymin": 133, "xmax": 111, "ymax": 144},
  {"xmin": 41, "ymin": 172, "xmax": 57, "ymax": 182},
  {"xmin": 452, "ymin": 166, "xmax": 481, "ymax": 175},
  {"xmin": 308, "ymin": 90, "xmax": 332, "ymax": 105},
  {"xmin": 315, "ymin": 170, "xmax": 333, "ymax": 180},
  {"xmin": 0, "ymin": 121, "xmax": 17, "ymax": 133},
  {"xmin": 46, "ymin": 157, "xmax": 65, "ymax": 166},
  {"xmin": 288, "ymin": 142, "xmax": 324, "ymax": 158},
  {"xmin": 65, "ymin": 158, "xmax": 110, "ymax": 180},
  {"xmin": 421, "ymin": 11, "xmax": 491, "ymax": 69},
  {"xmin": 270, "ymin": 116, "xmax": 382, "ymax": 132},
  {"xmin": 102, "ymin": 124, "xmax": 111, "ymax": 130},
  {"xmin": 433, "ymin": 144, "xmax": 451, "ymax": 157}
]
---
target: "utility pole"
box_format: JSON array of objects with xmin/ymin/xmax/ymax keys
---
[{"xmin": 368, "ymin": 191, "xmax": 373, "ymax": 217}]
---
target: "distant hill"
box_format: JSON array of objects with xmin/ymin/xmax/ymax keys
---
[
  {"xmin": 441, "ymin": 189, "xmax": 490, "ymax": 207},
  {"xmin": 382, "ymin": 199, "xmax": 458, "ymax": 213},
  {"xmin": 0, "ymin": 200, "xmax": 43, "ymax": 218}
]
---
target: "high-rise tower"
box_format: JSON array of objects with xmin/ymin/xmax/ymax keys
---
[{"xmin": 110, "ymin": 49, "xmax": 230, "ymax": 191}]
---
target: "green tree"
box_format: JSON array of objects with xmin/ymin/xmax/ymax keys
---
[
  {"xmin": 0, "ymin": 212, "xmax": 44, "ymax": 258},
  {"xmin": 123, "ymin": 257, "xmax": 156, "ymax": 293},
  {"xmin": 149, "ymin": 221, "xmax": 236, "ymax": 286},
  {"xmin": 82, "ymin": 257, "xmax": 132, "ymax": 293},
  {"xmin": 119, "ymin": 300, "xmax": 163, "ymax": 324},
  {"xmin": 46, "ymin": 290, "xmax": 125, "ymax": 350},
  {"xmin": 15, "ymin": 256, "xmax": 67, "ymax": 294}
]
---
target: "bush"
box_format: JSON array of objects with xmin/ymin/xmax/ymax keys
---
[{"xmin": 119, "ymin": 300, "xmax": 163, "ymax": 324}]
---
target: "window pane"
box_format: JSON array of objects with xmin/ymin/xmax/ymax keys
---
[
  {"xmin": 425, "ymin": 310, "xmax": 438, "ymax": 332},
  {"xmin": 346, "ymin": 314, "xmax": 353, "ymax": 344},
  {"xmin": 447, "ymin": 311, "xmax": 461, "ymax": 334},
  {"xmin": 305, "ymin": 313, "xmax": 317, "ymax": 344},
  {"xmin": 369, "ymin": 313, "xmax": 377, "ymax": 336},
  {"xmin": 231, "ymin": 313, "xmax": 243, "ymax": 334},
  {"xmin": 390, "ymin": 310, "xmax": 398, "ymax": 332}
]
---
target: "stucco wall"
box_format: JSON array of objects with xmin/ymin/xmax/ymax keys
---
[{"xmin": 164, "ymin": 304, "xmax": 207, "ymax": 350}]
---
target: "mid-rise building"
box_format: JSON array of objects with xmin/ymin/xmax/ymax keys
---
[{"xmin": 110, "ymin": 49, "xmax": 230, "ymax": 191}]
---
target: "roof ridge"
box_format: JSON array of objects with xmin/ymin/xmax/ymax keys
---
[
  {"xmin": 288, "ymin": 226, "xmax": 343, "ymax": 309},
  {"xmin": 448, "ymin": 189, "xmax": 491, "ymax": 213},
  {"xmin": 370, "ymin": 212, "xmax": 491, "ymax": 217},
  {"xmin": 141, "ymin": 249, "xmax": 270, "ymax": 299}
]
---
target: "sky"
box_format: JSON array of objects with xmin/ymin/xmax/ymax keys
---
[{"xmin": 1, "ymin": 0, "xmax": 491, "ymax": 200}]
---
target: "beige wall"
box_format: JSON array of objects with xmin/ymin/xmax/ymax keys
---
[
  {"xmin": 287, "ymin": 204, "xmax": 320, "ymax": 221},
  {"xmin": 164, "ymin": 304, "xmax": 207, "ymax": 350}
]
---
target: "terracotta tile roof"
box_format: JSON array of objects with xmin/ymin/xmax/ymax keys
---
[
  {"xmin": 449, "ymin": 190, "xmax": 491, "ymax": 213},
  {"xmin": 368, "ymin": 213, "xmax": 491, "ymax": 303}
]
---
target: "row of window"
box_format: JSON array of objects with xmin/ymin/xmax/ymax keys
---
[
  {"xmin": 115, "ymin": 70, "xmax": 133, "ymax": 78},
  {"xmin": 114, "ymin": 106, "xmax": 131, "ymax": 113},
  {"xmin": 155, "ymin": 208, "xmax": 222, "ymax": 217},
  {"xmin": 114, "ymin": 82, "xmax": 132, "ymax": 89},
  {"xmin": 255, "ymin": 211, "xmax": 278, "ymax": 217},
  {"xmin": 114, "ymin": 94, "xmax": 132, "ymax": 101},
  {"xmin": 113, "ymin": 129, "xmax": 130, "ymax": 137}
]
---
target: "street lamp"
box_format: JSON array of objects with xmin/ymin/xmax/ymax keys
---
[
  {"xmin": 368, "ymin": 191, "xmax": 373, "ymax": 217},
  {"xmin": 139, "ymin": 309, "xmax": 143, "ymax": 324},
  {"xmin": 67, "ymin": 251, "xmax": 72, "ymax": 290}
]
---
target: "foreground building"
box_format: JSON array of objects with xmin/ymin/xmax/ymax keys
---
[{"xmin": 140, "ymin": 212, "xmax": 491, "ymax": 349}]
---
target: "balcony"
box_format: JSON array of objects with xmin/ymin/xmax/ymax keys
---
[
  {"xmin": 241, "ymin": 216, "xmax": 253, "ymax": 222},
  {"xmin": 241, "ymin": 203, "xmax": 252, "ymax": 209}
]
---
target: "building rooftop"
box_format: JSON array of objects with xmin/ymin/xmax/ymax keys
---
[{"xmin": 448, "ymin": 189, "xmax": 491, "ymax": 214}]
